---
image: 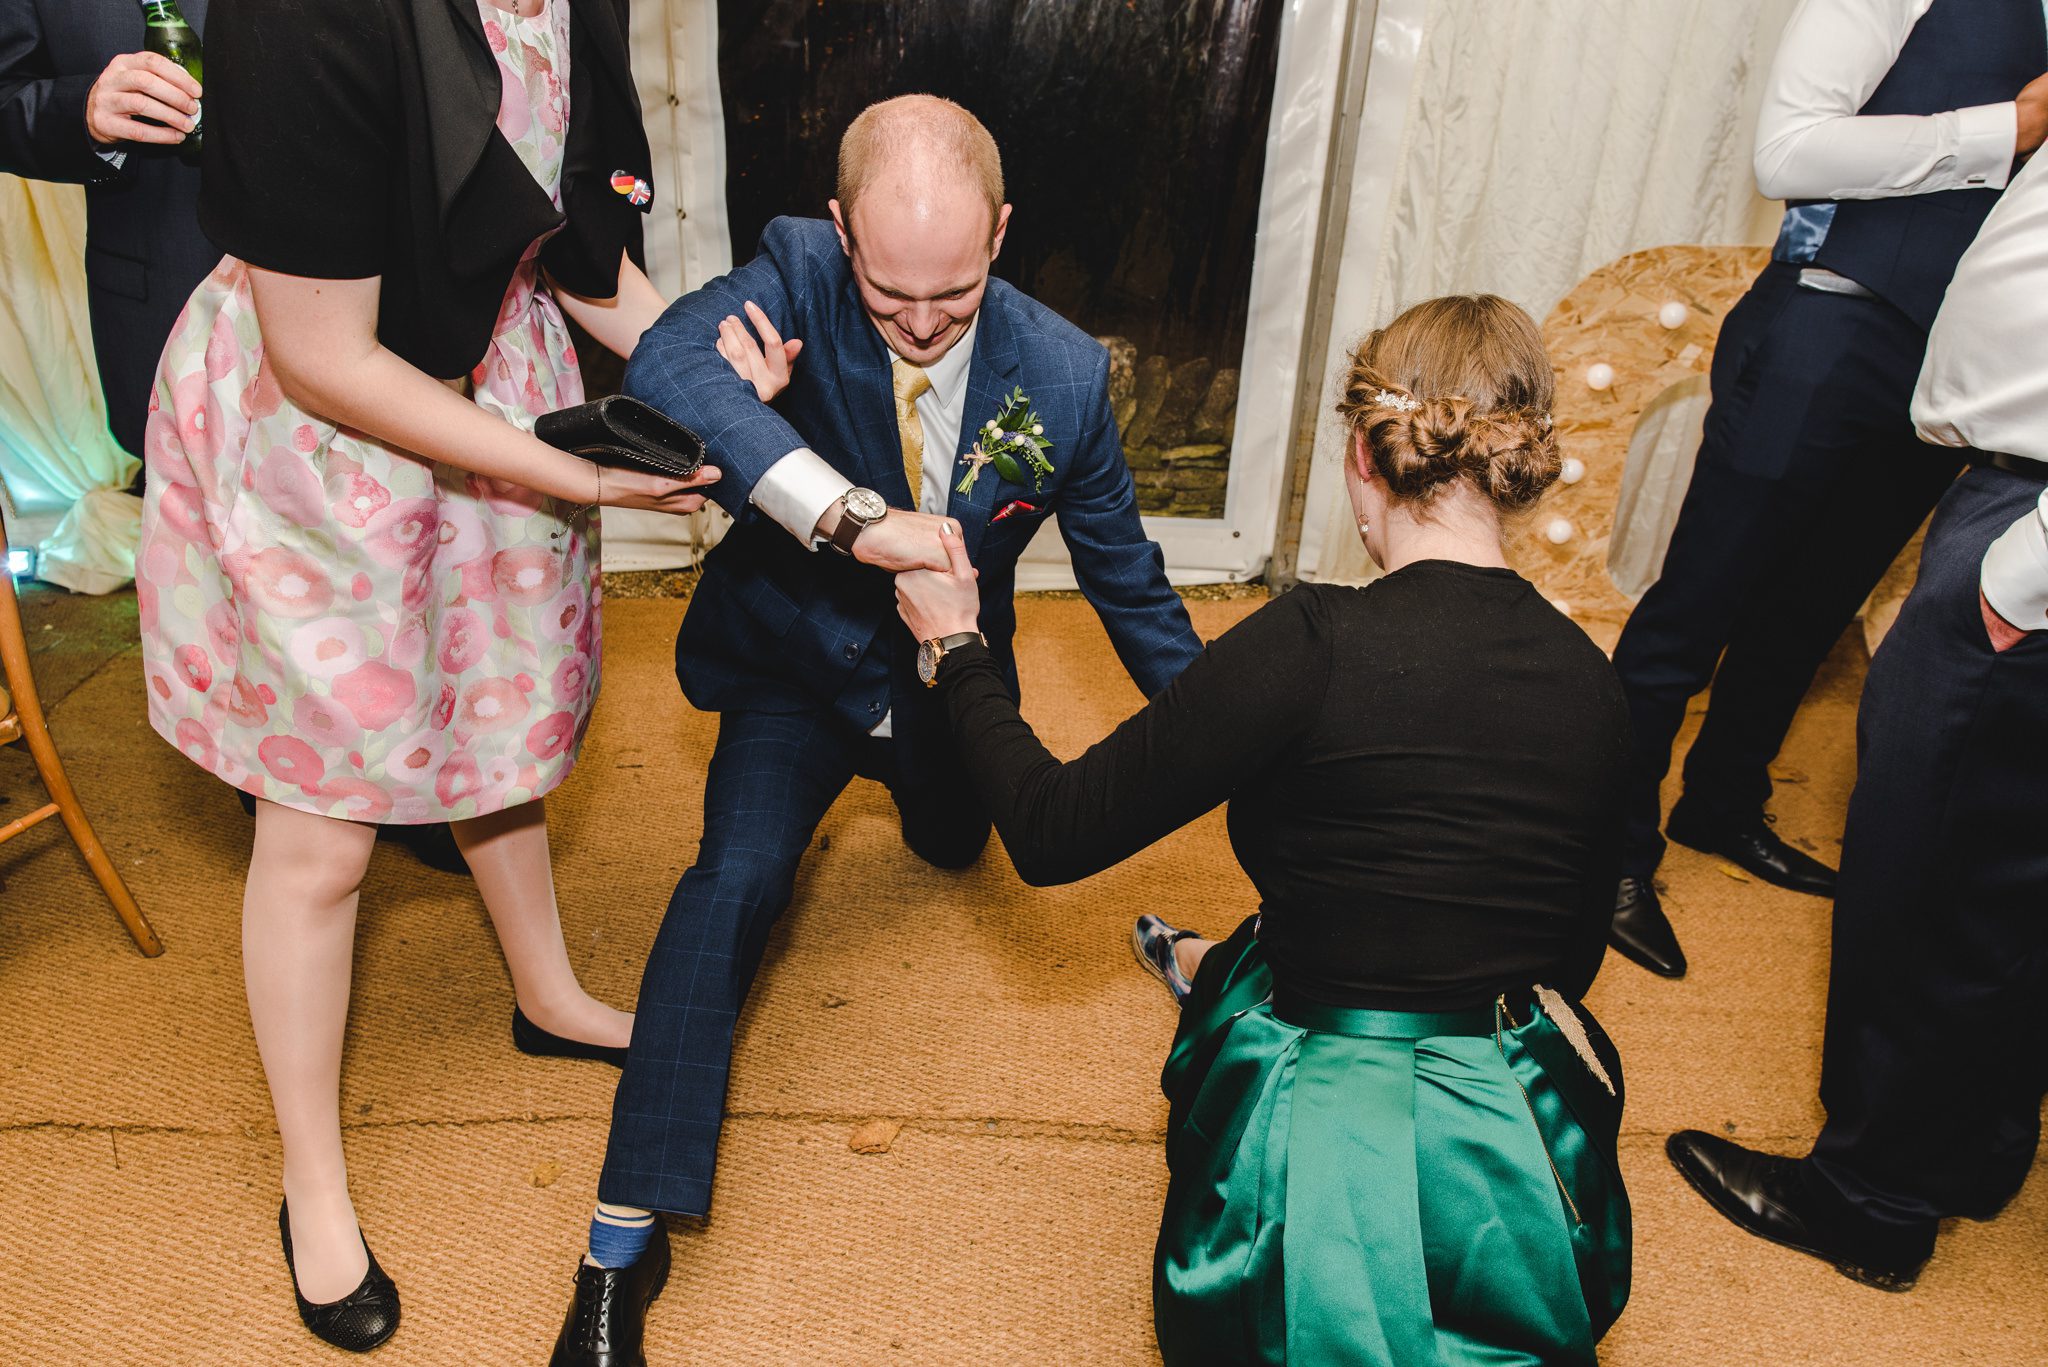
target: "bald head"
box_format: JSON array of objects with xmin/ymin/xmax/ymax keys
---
[{"xmin": 836, "ymin": 95, "xmax": 1005, "ymax": 247}]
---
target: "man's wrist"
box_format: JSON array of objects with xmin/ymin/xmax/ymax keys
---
[{"xmin": 812, "ymin": 499, "xmax": 844, "ymax": 544}]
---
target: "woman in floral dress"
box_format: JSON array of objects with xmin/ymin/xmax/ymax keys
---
[{"xmin": 135, "ymin": 0, "xmax": 716, "ymax": 1350}]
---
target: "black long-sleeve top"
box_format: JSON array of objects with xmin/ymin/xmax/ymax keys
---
[{"xmin": 937, "ymin": 562, "xmax": 1634, "ymax": 1010}]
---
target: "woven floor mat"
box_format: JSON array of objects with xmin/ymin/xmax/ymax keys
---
[{"xmin": 2, "ymin": 590, "xmax": 2042, "ymax": 1363}]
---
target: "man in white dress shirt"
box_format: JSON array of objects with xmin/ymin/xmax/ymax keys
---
[
  {"xmin": 1666, "ymin": 150, "xmax": 2048, "ymax": 1292},
  {"xmin": 1605, "ymin": 0, "xmax": 2048, "ymax": 979}
]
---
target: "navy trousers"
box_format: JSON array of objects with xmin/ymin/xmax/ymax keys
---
[
  {"xmin": 1797, "ymin": 466, "xmax": 2048, "ymax": 1266},
  {"xmin": 1611, "ymin": 263, "xmax": 1963, "ymax": 877},
  {"xmin": 598, "ymin": 705, "xmax": 991, "ymax": 1215}
]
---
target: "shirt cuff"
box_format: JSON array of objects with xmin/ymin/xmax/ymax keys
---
[
  {"xmin": 94, "ymin": 145, "xmax": 128, "ymax": 172},
  {"xmin": 1981, "ymin": 487, "xmax": 2048, "ymax": 633},
  {"xmin": 748, "ymin": 447, "xmax": 851, "ymax": 549},
  {"xmin": 1951, "ymin": 101, "xmax": 2018, "ymax": 191}
]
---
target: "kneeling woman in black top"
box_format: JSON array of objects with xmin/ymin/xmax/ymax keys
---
[{"xmin": 898, "ymin": 295, "xmax": 1633, "ymax": 1365}]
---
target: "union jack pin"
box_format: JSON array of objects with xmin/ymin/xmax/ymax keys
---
[{"xmin": 610, "ymin": 171, "xmax": 652, "ymax": 208}]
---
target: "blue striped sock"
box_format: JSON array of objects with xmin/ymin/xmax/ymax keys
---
[{"xmin": 587, "ymin": 1202, "xmax": 656, "ymax": 1269}]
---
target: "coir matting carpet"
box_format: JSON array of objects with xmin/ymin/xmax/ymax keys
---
[{"xmin": 2, "ymin": 582, "xmax": 2043, "ymax": 1364}]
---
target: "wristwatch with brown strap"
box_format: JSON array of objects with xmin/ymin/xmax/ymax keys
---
[{"xmin": 827, "ymin": 487, "xmax": 889, "ymax": 555}]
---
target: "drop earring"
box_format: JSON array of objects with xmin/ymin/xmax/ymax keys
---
[{"xmin": 1357, "ymin": 518, "xmax": 1371, "ymax": 536}]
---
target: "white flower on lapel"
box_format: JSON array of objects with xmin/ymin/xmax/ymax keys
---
[{"xmin": 955, "ymin": 387, "xmax": 1055, "ymax": 497}]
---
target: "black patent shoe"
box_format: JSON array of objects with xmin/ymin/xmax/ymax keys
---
[
  {"xmin": 514, "ymin": 1006, "xmax": 631, "ymax": 1069},
  {"xmin": 1131, "ymin": 914, "xmax": 1200, "ymax": 1005},
  {"xmin": 1665, "ymin": 804, "xmax": 1837, "ymax": 897},
  {"xmin": 1666, "ymin": 1131, "xmax": 1924, "ymax": 1291},
  {"xmin": 550, "ymin": 1225, "xmax": 672, "ymax": 1367},
  {"xmin": 1610, "ymin": 877, "xmax": 1687, "ymax": 978},
  {"xmin": 278, "ymin": 1200, "xmax": 400, "ymax": 1352}
]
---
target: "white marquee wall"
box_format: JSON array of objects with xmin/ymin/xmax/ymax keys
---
[{"xmin": 1294, "ymin": 0, "xmax": 1800, "ymax": 584}]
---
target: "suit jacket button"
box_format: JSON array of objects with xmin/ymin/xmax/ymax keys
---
[{"xmin": 843, "ymin": 644, "xmax": 859, "ymax": 661}]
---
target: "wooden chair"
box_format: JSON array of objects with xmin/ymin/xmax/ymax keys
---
[{"xmin": 0, "ymin": 507, "xmax": 163, "ymax": 956}]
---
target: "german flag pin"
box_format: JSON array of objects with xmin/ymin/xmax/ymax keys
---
[{"xmin": 610, "ymin": 171, "xmax": 652, "ymax": 209}]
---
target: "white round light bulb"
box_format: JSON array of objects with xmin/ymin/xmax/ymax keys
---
[
  {"xmin": 1559, "ymin": 457, "xmax": 1585, "ymax": 485},
  {"xmin": 1585, "ymin": 363, "xmax": 1614, "ymax": 392},
  {"xmin": 1658, "ymin": 301, "xmax": 1688, "ymax": 330},
  {"xmin": 1544, "ymin": 518, "xmax": 1574, "ymax": 545}
]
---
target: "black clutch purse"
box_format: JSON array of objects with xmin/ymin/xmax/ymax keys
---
[{"xmin": 534, "ymin": 395, "xmax": 707, "ymax": 480}]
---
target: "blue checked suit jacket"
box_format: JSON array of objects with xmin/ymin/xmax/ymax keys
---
[{"xmin": 624, "ymin": 216, "xmax": 1201, "ymax": 741}]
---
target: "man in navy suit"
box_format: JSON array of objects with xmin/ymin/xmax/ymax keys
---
[
  {"xmin": 0, "ymin": 0, "xmax": 207, "ymax": 458},
  {"xmin": 548, "ymin": 95, "xmax": 1201, "ymax": 1363}
]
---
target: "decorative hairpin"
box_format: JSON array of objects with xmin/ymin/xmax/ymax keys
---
[
  {"xmin": 1375, "ymin": 388, "xmax": 1421, "ymax": 413},
  {"xmin": 1537, "ymin": 413, "xmax": 1554, "ymax": 431}
]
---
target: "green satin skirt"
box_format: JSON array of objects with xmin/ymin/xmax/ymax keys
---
[{"xmin": 1153, "ymin": 918, "xmax": 1631, "ymax": 1366}]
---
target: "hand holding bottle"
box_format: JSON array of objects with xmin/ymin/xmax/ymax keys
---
[{"xmin": 85, "ymin": 51, "xmax": 200, "ymax": 147}]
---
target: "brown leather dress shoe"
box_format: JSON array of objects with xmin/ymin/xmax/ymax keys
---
[{"xmin": 1666, "ymin": 1130, "xmax": 1924, "ymax": 1291}]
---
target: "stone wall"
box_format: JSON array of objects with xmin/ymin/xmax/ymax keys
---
[{"xmin": 1098, "ymin": 336, "xmax": 1239, "ymax": 519}]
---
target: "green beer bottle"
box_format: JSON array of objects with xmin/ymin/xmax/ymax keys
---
[{"xmin": 138, "ymin": 0, "xmax": 204, "ymax": 158}]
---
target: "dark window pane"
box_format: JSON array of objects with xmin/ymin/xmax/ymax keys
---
[{"xmin": 718, "ymin": 0, "xmax": 1282, "ymax": 517}]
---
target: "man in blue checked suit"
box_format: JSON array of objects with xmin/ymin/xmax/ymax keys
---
[{"xmin": 547, "ymin": 94, "xmax": 1200, "ymax": 1362}]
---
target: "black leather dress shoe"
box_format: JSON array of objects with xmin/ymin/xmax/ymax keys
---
[
  {"xmin": 514, "ymin": 1006, "xmax": 630, "ymax": 1069},
  {"xmin": 550, "ymin": 1227, "xmax": 672, "ymax": 1367},
  {"xmin": 279, "ymin": 1201, "xmax": 400, "ymax": 1352},
  {"xmin": 1610, "ymin": 877, "xmax": 1686, "ymax": 978},
  {"xmin": 1666, "ymin": 1131, "xmax": 1922, "ymax": 1291},
  {"xmin": 1665, "ymin": 805, "xmax": 1837, "ymax": 896}
]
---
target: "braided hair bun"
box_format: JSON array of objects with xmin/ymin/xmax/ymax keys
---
[{"xmin": 1334, "ymin": 295, "xmax": 1561, "ymax": 515}]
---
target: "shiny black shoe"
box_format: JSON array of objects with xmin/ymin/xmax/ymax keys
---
[
  {"xmin": 1131, "ymin": 914, "xmax": 1200, "ymax": 1005},
  {"xmin": 514, "ymin": 1007, "xmax": 630, "ymax": 1070},
  {"xmin": 1666, "ymin": 1131, "xmax": 1923, "ymax": 1291},
  {"xmin": 1610, "ymin": 877, "xmax": 1686, "ymax": 978},
  {"xmin": 278, "ymin": 1200, "xmax": 400, "ymax": 1352},
  {"xmin": 550, "ymin": 1225, "xmax": 672, "ymax": 1367},
  {"xmin": 1665, "ymin": 804, "xmax": 1837, "ymax": 897}
]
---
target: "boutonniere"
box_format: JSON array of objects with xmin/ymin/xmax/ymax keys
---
[{"xmin": 955, "ymin": 387, "xmax": 1055, "ymax": 497}]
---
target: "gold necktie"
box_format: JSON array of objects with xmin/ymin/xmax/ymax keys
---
[{"xmin": 893, "ymin": 358, "xmax": 933, "ymax": 509}]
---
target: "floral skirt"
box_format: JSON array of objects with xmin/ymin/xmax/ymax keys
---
[{"xmin": 135, "ymin": 253, "xmax": 600, "ymax": 823}]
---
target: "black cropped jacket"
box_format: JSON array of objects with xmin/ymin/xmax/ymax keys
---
[{"xmin": 199, "ymin": 0, "xmax": 652, "ymax": 378}]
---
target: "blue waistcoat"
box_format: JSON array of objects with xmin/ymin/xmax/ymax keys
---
[{"xmin": 1796, "ymin": 0, "xmax": 2047, "ymax": 329}]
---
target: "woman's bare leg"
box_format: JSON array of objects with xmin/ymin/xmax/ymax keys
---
[
  {"xmin": 451, "ymin": 799, "xmax": 632, "ymax": 1049},
  {"xmin": 1174, "ymin": 937, "xmax": 1215, "ymax": 984},
  {"xmin": 243, "ymin": 799, "xmax": 377, "ymax": 1302}
]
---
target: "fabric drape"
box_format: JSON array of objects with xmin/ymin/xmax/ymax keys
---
[
  {"xmin": 0, "ymin": 174, "xmax": 139, "ymax": 591},
  {"xmin": 1297, "ymin": 0, "xmax": 1798, "ymax": 584}
]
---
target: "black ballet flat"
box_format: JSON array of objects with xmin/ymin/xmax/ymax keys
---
[
  {"xmin": 278, "ymin": 1200, "xmax": 400, "ymax": 1353},
  {"xmin": 514, "ymin": 1006, "xmax": 631, "ymax": 1069}
]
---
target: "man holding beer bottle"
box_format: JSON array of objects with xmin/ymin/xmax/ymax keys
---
[{"xmin": 0, "ymin": 0, "xmax": 207, "ymax": 460}]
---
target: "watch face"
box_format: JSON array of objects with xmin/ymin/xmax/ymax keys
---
[
  {"xmin": 917, "ymin": 640, "xmax": 939, "ymax": 685},
  {"xmin": 846, "ymin": 488, "xmax": 888, "ymax": 523}
]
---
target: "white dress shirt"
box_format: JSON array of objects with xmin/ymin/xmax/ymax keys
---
[
  {"xmin": 746, "ymin": 313, "xmax": 981, "ymax": 542},
  {"xmin": 1753, "ymin": 0, "xmax": 2021, "ymax": 202},
  {"xmin": 1912, "ymin": 153, "xmax": 2048, "ymax": 632}
]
